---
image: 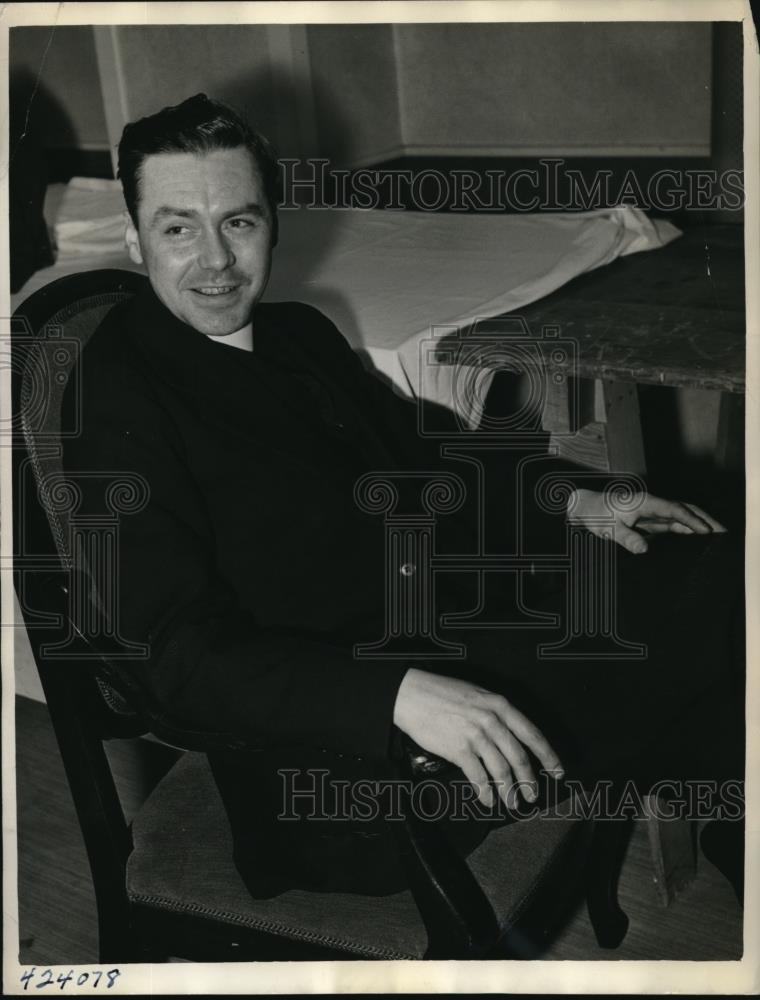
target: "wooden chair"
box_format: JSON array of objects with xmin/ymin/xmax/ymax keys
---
[{"xmin": 11, "ymin": 270, "xmax": 629, "ymax": 962}]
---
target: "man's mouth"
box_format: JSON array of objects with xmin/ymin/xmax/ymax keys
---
[{"xmin": 192, "ymin": 285, "xmax": 238, "ymax": 297}]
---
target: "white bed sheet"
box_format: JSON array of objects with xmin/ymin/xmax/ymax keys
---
[{"xmin": 12, "ymin": 178, "xmax": 680, "ymax": 424}]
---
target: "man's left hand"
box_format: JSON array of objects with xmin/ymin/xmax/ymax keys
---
[{"xmin": 568, "ymin": 488, "xmax": 726, "ymax": 555}]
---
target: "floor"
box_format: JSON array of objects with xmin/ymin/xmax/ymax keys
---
[{"xmin": 12, "ymin": 695, "xmax": 743, "ymax": 966}]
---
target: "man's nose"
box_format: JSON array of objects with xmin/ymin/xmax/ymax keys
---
[{"xmin": 198, "ymin": 228, "xmax": 235, "ymax": 271}]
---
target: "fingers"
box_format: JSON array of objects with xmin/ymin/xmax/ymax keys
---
[
  {"xmin": 484, "ymin": 700, "xmax": 564, "ymax": 801},
  {"xmin": 642, "ymin": 496, "xmax": 713, "ymax": 534},
  {"xmin": 476, "ymin": 741, "xmax": 519, "ymax": 807},
  {"xmin": 637, "ymin": 517, "xmax": 693, "ymax": 535},
  {"xmin": 635, "ymin": 501, "xmax": 727, "ymax": 537},
  {"xmin": 459, "ymin": 698, "xmax": 563, "ymax": 807},
  {"xmin": 394, "ymin": 673, "xmax": 564, "ymax": 810},
  {"xmin": 485, "ymin": 725, "xmax": 546, "ymax": 803},
  {"xmin": 615, "ymin": 523, "xmax": 648, "ymax": 554},
  {"xmin": 459, "ymin": 753, "xmax": 495, "ymax": 807},
  {"xmin": 466, "ymin": 732, "xmax": 538, "ymax": 809},
  {"xmin": 500, "ymin": 702, "xmax": 564, "ymax": 778},
  {"xmin": 683, "ymin": 502, "xmax": 727, "ymax": 533}
]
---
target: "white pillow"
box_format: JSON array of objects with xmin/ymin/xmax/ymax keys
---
[{"xmin": 53, "ymin": 177, "xmax": 127, "ymax": 257}]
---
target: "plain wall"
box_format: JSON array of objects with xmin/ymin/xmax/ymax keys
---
[{"xmin": 393, "ymin": 22, "xmax": 712, "ymax": 156}]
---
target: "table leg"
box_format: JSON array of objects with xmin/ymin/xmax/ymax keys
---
[
  {"xmin": 546, "ymin": 377, "xmax": 647, "ymax": 476},
  {"xmin": 599, "ymin": 380, "xmax": 647, "ymax": 475},
  {"xmin": 643, "ymin": 797, "xmax": 697, "ymax": 906}
]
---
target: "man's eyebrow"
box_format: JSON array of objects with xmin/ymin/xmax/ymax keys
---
[{"xmin": 149, "ymin": 203, "xmax": 267, "ymax": 225}]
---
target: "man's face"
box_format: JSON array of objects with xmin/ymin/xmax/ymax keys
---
[{"xmin": 126, "ymin": 147, "xmax": 274, "ymax": 337}]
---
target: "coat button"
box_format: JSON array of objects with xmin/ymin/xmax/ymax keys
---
[{"xmin": 400, "ymin": 562, "xmax": 416, "ymax": 577}]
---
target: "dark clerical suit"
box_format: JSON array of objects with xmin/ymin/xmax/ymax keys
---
[{"xmin": 62, "ymin": 280, "xmax": 744, "ymax": 897}]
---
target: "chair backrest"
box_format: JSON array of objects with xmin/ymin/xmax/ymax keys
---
[
  {"xmin": 16, "ymin": 270, "xmax": 146, "ymax": 567},
  {"xmin": 12, "ymin": 270, "xmax": 153, "ymax": 949},
  {"xmin": 13, "ymin": 269, "xmax": 150, "ymax": 736}
]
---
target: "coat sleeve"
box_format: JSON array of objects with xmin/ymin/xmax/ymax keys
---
[
  {"xmin": 304, "ymin": 307, "xmax": 466, "ymax": 468},
  {"xmin": 61, "ymin": 343, "xmax": 409, "ymax": 762}
]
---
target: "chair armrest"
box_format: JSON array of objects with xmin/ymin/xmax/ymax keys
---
[
  {"xmin": 145, "ymin": 701, "xmax": 503, "ymax": 957},
  {"xmin": 393, "ymin": 742, "xmax": 500, "ymax": 959},
  {"xmin": 43, "ymin": 574, "xmax": 502, "ymax": 959}
]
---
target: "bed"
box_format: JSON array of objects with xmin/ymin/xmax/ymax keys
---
[{"xmin": 13, "ymin": 176, "xmax": 745, "ymax": 481}]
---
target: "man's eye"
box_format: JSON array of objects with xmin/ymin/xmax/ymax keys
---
[
  {"xmin": 227, "ymin": 218, "xmax": 255, "ymax": 230},
  {"xmin": 165, "ymin": 225, "xmax": 189, "ymax": 236}
]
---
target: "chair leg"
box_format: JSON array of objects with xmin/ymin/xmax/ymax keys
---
[
  {"xmin": 98, "ymin": 923, "xmax": 141, "ymax": 965},
  {"xmin": 585, "ymin": 819, "xmax": 631, "ymax": 949},
  {"xmin": 97, "ymin": 899, "xmax": 166, "ymax": 965}
]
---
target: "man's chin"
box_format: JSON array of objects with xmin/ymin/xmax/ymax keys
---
[{"xmin": 183, "ymin": 302, "xmax": 254, "ymax": 338}]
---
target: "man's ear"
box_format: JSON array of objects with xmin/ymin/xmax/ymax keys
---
[{"xmin": 125, "ymin": 215, "xmax": 144, "ymax": 265}]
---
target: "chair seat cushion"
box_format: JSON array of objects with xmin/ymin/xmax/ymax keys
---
[{"xmin": 128, "ymin": 751, "xmax": 582, "ymax": 960}]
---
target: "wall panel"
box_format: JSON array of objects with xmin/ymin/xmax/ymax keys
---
[
  {"xmin": 306, "ymin": 24, "xmax": 403, "ymax": 166},
  {"xmin": 394, "ymin": 22, "xmax": 712, "ymax": 156}
]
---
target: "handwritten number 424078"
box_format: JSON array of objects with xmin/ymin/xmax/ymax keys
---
[{"xmin": 20, "ymin": 968, "xmax": 121, "ymax": 990}]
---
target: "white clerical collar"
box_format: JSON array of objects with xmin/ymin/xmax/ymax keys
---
[{"xmin": 209, "ymin": 323, "xmax": 253, "ymax": 353}]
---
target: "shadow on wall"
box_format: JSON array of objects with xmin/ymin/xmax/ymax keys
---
[
  {"xmin": 9, "ymin": 69, "xmax": 77, "ymax": 291},
  {"xmin": 10, "ymin": 65, "xmax": 79, "ymax": 149},
  {"xmin": 230, "ymin": 67, "xmax": 370, "ymax": 363}
]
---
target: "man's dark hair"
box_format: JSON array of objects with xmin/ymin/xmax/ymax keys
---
[{"xmin": 117, "ymin": 93, "xmax": 280, "ymax": 242}]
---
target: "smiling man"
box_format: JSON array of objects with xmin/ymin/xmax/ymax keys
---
[
  {"xmin": 123, "ymin": 147, "xmax": 273, "ymax": 343},
  {"xmin": 61, "ymin": 94, "xmax": 744, "ymax": 903}
]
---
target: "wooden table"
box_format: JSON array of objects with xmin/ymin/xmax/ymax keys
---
[
  {"xmin": 516, "ymin": 224, "xmax": 745, "ymax": 902},
  {"xmin": 515, "ymin": 224, "xmax": 745, "ymax": 474}
]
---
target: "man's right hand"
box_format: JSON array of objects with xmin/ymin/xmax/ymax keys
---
[{"xmin": 392, "ymin": 668, "xmax": 564, "ymax": 808}]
